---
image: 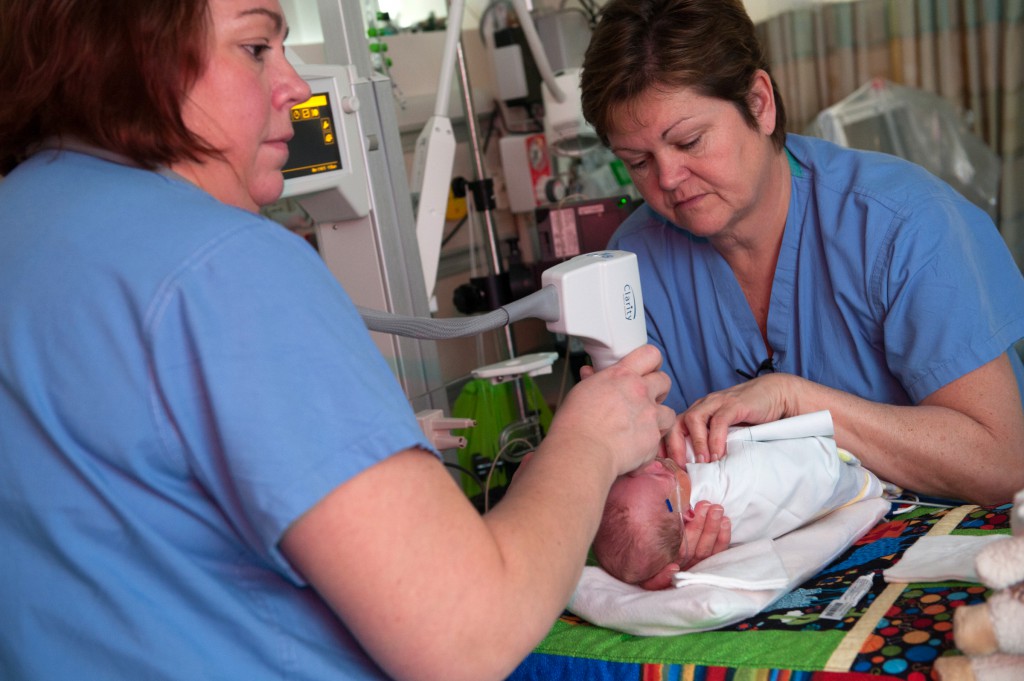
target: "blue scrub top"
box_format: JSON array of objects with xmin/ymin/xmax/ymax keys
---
[
  {"xmin": 0, "ymin": 148, "xmax": 433, "ymax": 680},
  {"xmin": 610, "ymin": 134, "xmax": 1024, "ymax": 412}
]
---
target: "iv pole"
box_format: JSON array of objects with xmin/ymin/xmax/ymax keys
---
[
  {"xmin": 410, "ymin": 0, "xmax": 569, "ymax": 352},
  {"xmin": 407, "ymin": 0, "xmax": 577, "ymax": 417}
]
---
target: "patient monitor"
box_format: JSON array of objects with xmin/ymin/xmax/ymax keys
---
[
  {"xmin": 279, "ymin": 64, "xmax": 370, "ymax": 222},
  {"xmin": 277, "ymin": 53, "xmax": 443, "ymax": 413}
]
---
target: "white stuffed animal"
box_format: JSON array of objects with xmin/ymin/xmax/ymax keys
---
[{"xmin": 935, "ymin": 492, "xmax": 1024, "ymax": 681}]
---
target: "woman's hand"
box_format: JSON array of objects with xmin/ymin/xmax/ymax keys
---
[
  {"xmin": 557, "ymin": 345, "xmax": 677, "ymax": 477},
  {"xmin": 680, "ymin": 373, "xmax": 800, "ymax": 462}
]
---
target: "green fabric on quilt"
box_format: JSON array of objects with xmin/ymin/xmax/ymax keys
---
[{"xmin": 533, "ymin": 620, "xmax": 846, "ymax": 670}]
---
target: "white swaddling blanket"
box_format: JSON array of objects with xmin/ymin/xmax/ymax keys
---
[
  {"xmin": 688, "ymin": 436, "xmax": 884, "ymax": 545},
  {"xmin": 676, "ymin": 411, "xmax": 882, "ymax": 544},
  {"xmin": 569, "ymin": 412, "xmax": 889, "ymax": 635}
]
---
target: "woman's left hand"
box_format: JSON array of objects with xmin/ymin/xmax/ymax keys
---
[{"xmin": 680, "ymin": 373, "xmax": 800, "ymax": 462}]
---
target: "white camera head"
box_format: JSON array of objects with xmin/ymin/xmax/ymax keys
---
[{"xmin": 541, "ymin": 251, "xmax": 647, "ymax": 370}]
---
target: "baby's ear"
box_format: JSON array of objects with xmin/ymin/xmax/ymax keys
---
[{"xmin": 640, "ymin": 563, "xmax": 679, "ymax": 591}]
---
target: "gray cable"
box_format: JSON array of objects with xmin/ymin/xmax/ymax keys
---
[
  {"xmin": 502, "ymin": 284, "xmax": 561, "ymax": 324},
  {"xmin": 357, "ymin": 306, "xmax": 509, "ymax": 339},
  {"xmin": 357, "ymin": 285, "xmax": 561, "ymax": 340}
]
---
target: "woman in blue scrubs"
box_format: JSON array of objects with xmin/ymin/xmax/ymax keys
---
[
  {"xmin": 0, "ymin": 1, "xmax": 711, "ymax": 679},
  {"xmin": 580, "ymin": 0, "xmax": 1024, "ymax": 505}
]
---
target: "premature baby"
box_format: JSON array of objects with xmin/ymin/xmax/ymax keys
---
[{"xmin": 593, "ymin": 436, "xmax": 883, "ymax": 590}]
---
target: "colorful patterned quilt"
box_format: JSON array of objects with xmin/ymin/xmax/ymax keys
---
[{"xmin": 509, "ymin": 503, "xmax": 1012, "ymax": 681}]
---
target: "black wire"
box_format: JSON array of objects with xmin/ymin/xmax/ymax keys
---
[
  {"xmin": 441, "ymin": 216, "xmax": 467, "ymax": 248},
  {"xmin": 443, "ymin": 461, "xmax": 485, "ymax": 491},
  {"xmin": 481, "ymin": 109, "xmax": 499, "ymax": 154},
  {"xmin": 562, "ymin": 0, "xmax": 600, "ymax": 24}
]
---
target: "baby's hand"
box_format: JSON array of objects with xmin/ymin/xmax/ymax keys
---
[
  {"xmin": 680, "ymin": 501, "xmax": 731, "ymax": 570},
  {"xmin": 639, "ymin": 501, "xmax": 732, "ymax": 590}
]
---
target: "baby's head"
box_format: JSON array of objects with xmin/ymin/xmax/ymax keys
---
[{"xmin": 593, "ymin": 457, "xmax": 693, "ymax": 589}]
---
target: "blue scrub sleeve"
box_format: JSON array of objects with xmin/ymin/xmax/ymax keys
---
[
  {"xmin": 147, "ymin": 225, "xmax": 433, "ymax": 583},
  {"xmin": 877, "ymin": 194, "xmax": 1024, "ymax": 401}
]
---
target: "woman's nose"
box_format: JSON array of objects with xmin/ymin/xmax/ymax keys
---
[
  {"xmin": 278, "ymin": 61, "xmax": 312, "ymax": 110},
  {"xmin": 657, "ymin": 155, "xmax": 689, "ymax": 192}
]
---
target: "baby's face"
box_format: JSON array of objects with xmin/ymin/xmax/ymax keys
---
[
  {"xmin": 606, "ymin": 458, "xmax": 694, "ymax": 584},
  {"xmin": 614, "ymin": 457, "xmax": 693, "ymax": 511}
]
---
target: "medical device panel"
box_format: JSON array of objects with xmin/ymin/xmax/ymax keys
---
[{"xmin": 279, "ymin": 64, "xmax": 370, "ymax": 223}]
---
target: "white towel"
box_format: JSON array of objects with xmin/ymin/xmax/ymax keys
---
[
  {"xmin": 672, "ymin": 539, "xmax": 790, "ymax": 590},
  {"xmin": 569, "ymin": 497, "xmax": 889, "ymax": 636},
  {"xmin": 882, "ymin": 534, "xmax": 1011, "ymax": 583}
]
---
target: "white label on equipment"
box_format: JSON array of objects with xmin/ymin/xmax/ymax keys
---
[
  {"xmin": 820, "ymin": 573, "xmax": 874, "ymax": 620},
  {"xmin": 551, "ymin": 209, "xmax": 580, "ymax": 258}
]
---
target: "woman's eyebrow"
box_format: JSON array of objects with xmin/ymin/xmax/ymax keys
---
[{"xmin": 239, "ymin": 7, "xmax": 285, "ymax": 35}]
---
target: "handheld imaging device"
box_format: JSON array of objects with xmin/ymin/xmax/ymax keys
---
[
  {"xmin": 540, "ymin": 251, "xmax": 647, "ymax": 370},
  {"xmin": 358, "ymin": 250, "xmax": 649, "ymax": 371}
]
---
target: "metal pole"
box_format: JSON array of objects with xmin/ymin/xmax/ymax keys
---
[{"xmin": 454, "ymin": 40, "xmax": 518, "ymax": 364}]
